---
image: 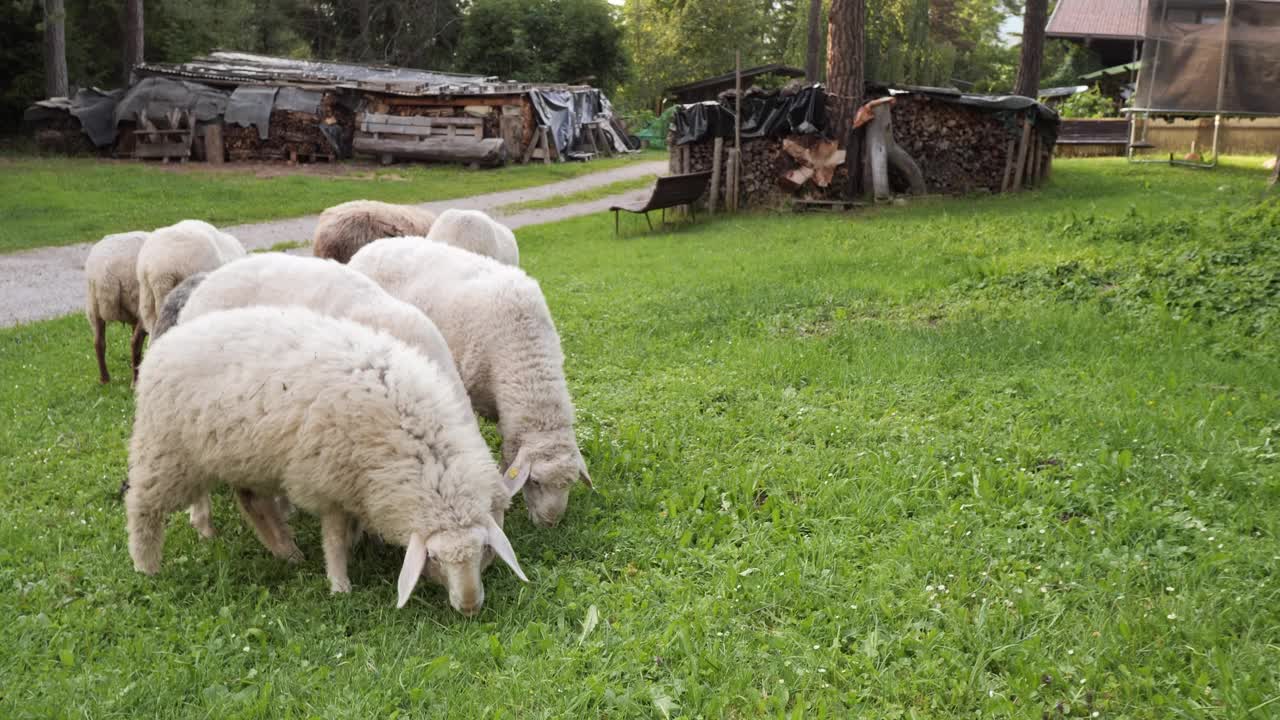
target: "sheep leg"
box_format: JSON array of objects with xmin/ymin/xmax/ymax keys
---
[
  {"xmin": 233, "ymin": 490, "xmax": 304, "ymax": 563},
  {"xmin": 188, "ymin": 494, "xmax": 217, "ymax": 539},
  {"xmin": 129, "ymin": 323, "xmax": 147, "ymax": 384},
  {"xmin": 93, "ymin": 317, "xmax": 109, "ymax": 384},
  {"xmin": 320, "ymin": 511, "xmax": 352, "ymax": 594}
]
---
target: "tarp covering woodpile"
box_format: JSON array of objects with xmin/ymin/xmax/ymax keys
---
[
  {"xmin": 671, "ymin": 85, "xmax": 828, "ymax": 144},
  {"xmin": 1133, "ymin": 0, "xmax": 1280, "ymax": 116}
]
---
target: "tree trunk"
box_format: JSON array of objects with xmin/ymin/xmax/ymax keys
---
[
  {"xmin": 1013, "ymin": 0, "xmax": 1048, "ymax": 98},
  {"xmin": 805, "ymin": 0, "xmax": 823, "ymax": 82},
  {"xmin": 825, "ymin": 0, "xmax": 865, "ymax": 139},
  {"xmin": 43, "ymin": 0, "xmax": 68, "ymax": 98},
  {"xmin": 123, "ymin": 0, "xmax": 144, "ymax": 85},
  {"xmin": 357, "ymin": 0, "xmax": 371, "ymax": 60}
]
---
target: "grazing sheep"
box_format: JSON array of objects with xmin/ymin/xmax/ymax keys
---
[
  {"xmin": 312, "ymin": 200, "xmax": 436, "ymax": 263},
  {"xmin": 426, "ymin": 209, "xmax": 520, "ymax": 266},
  {"xmin": 83, "ymin": 231, "xmax": 149, "ymax": 383},
  {"xmin": 151, "ymin": 252, "xmax": 467, "ymax": 541},
  {"xmin": 135, "ymin": 220, "xmax": 245, "ymax": 334},
  {"xmin": 351, "ymin": 238, "xmax": 591, "ymax": 528},
  {"xmin": 124, "ymin": 306, "xmax": 529, "ymax": 614}
]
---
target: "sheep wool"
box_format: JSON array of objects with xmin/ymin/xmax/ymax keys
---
[
  {"xmin": 125, "ymin": 306, "xmax": 528, "ymax": 614},
  {"xmin": 312, "ymin": 200, "xmax": 436, "ymax": 263},
  {"xmin": 426, "ymin": 209, "xmax": 520, "ymax": 266},
  {"xmin": 154, "ymin": 252, "xmax": 469, "ymax": 541},
  {"xmin": 135, "ymin": 220, "xmax": 245, "ymax": 333},
  {"xmin": 84, "ymin": 230, "xmax": 149, "ymax": 383},
  {"xmin": 350, "ymin": 238, "xmax": 591, "ymax": 528}
]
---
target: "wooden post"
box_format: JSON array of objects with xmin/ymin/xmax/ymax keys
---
[
  {"xmin": 203, "ymin": 123, "xmax": 224, "ymax": 165},
  {"xmin": 726, "ymin": 150, "xmax": 739, "ymax": 212},
  {"xmin": 1011, "ymin": 116, "xmax": 1032, "ymax": 192},
  {"xmin": 540, "ymin": 128, "xmax": 552, "ymax": 165},
  {"xmin": 868, "ymin": 104, "xmax": 891, "ymax": 202},
  {"xmin": 1027, "ymin": 133, "xmax": 1039, "ymax": 188},
  {"xmin": 1043, "ymin": 142, "xmax": 1054, "ymax": 183},
  {"xmin": 709, "ymin": 136, "xmax": 724, "ymax": 214},
  {"xmin": 734, "ymin": 50, "xmax": 743, "ymax": 210},
  {"xmin": 1001, "ymin": 137, "xmax": 1017, "ymax": 193}
]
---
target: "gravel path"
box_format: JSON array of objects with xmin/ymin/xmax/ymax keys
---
[{"xmin": 0, "ymin": 160, "xmax": 664, "ymax": 328}]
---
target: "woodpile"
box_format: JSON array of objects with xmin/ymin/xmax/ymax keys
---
[
  {"xmin": 890, "ymin": 94, "xmax": 1020, "ymax": 194},
  {"xmin": 222, "ymin": 92, "xmax": 351, "ymax": 162},
  {"xmin": 678, "ymin": 138, "xmax": 786, "ymax": 206},
  {"xmin": 30, "ymin": 113, "xmax": 96, "ymax": 155}
]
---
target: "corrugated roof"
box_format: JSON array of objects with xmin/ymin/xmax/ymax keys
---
[
  {"xmin": 666, "ymin": 64, "xmax": 805, "ymax": 96},
  {"xmin": 135, "ymin": 51, "xmax": 584, "ymax": 97},
  {"xmin": 1046, "ymin": 0, "xmax": 1147, "ymax": 39}
]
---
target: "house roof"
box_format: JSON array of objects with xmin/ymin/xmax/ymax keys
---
[
  {"xmin": 1046, "ymin": 0, "xmax": 1147, "ymax": 40},
  {"xmin": 665, "ymin": 64, "xmax": 805, "ymax": 97},
  {"xmin": 135, "ymin": 51, "xmax": 583, "ymax": 97}
]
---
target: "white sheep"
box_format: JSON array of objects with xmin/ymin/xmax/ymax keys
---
[
  {"xmin": 135, "ymin": 220, "xmax": 245, "ymax": 334},
  {"xmin": 312, "ymin": 200, "xmax": 436, "ymax": 264},
  {"xmin": 124, "ymin": 306, "xmax": 529, "ymax": 614},
  {"xmin": 426, "ymin": 209, "xmax": 520, "ymax": 266},
  {"xmin": 83, "ymin": 231, "xmax": 149, "ymax": 384},
  {"xmin": 350, "ymin": 238, "xmax": 591, "ymax": 527},
  {"xmin": 150, "ymin": 252, "xmax": 468, "ymax": 541}
]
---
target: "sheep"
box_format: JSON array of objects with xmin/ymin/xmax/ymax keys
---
[
  {"xmin": 150, "ymin": 252, "xmax": 469, "ymax": 541},
  {"xmin": 135, "ymin": 220, "xmax": 245, "ymax": 334},
  {"xmin": 350, "ymin": 238, "xmax": 591, "ymax": 528},
  {"xmin": 312, "ymin": 200, "xmax": 436, "ymax": 263},
  {"xmin": 124, "ymin": 305, "xmax": 529, "ymax": 614},
  {"xmin": 426, "ymin": 209, "xmax": 520, "ymax": 266},
  {"xmin": 83, "ymin": 231, "xmax": 149, "ymax": 384}
]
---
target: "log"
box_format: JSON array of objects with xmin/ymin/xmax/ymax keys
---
[
  {"xmin": 781, "ymin": 166, "xmax": 816, "ymax": 190},
  {"xmin": 868, "ymin": 104, "xmax": 891, "ymax": 201},
  {"xmin": 887, "ymin": 144, "xmax": 926, "ymax": 195},
  {"xmin": 709, "ymin": 137, "xmax": 724, "ymax": 213},
  {"xmin": 353, "ymin": 136, "xmax": 507, "ymax": 167}
]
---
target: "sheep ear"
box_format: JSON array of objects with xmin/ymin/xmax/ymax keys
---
[
  {"xmin": 397, "ymin": 533, "xmax": 429, "ymax": 608},
  {"xmin": 485, "ymin": 515, "xmax": 528, "ymax": 582},
  {"xmin": 503, "ymin": 447, "xmax": 532, "ymax": 498}
]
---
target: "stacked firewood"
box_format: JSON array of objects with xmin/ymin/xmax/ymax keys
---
[
  {"xmin": 223, "ymin": 92, "xmax": 351, "ymax": 161},
  {"xmin": 678, "ymin": 139, "xmax": 785, "ymax": 204},
  {"xmin": 889, "ymin": 94, "xmax": 1016, "ymax": 194}
]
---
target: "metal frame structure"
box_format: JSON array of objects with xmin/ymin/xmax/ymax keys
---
[{"xmin": 1125, "ymin": 0, "xmax": 1236, "ymax": 168}]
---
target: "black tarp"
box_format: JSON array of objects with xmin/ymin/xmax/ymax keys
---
[
  {"xmin": 673, "ymin": 82, "xmax": 1058, "ymax": 145},
  {"xmin": 225, "ymin": 86, "xmax": 278, "ymax": 140},
  {"xmin": 672, "ymin": 85, "xmax": 828, "ymax": 145},
  {"xmin": 23, "ymin": 88, "xmax": 123, "ymax": 147},
  {"xmin": 528, "ymin": 87, "xmax": 630, "ymax": 155},
  {"xmin": 274, "ymin": 86, "xmax": 324, "ymax": 115},
  {"xmin": 113, "ymin": 77, "xmax": 229, "ymax": 127}
]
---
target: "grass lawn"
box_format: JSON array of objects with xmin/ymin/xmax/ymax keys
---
[
  {"xmin": 0, "ymin": 150, "xmax": 664, "ymax": 254},
  {"xmin": 2, "ymin": 157, "xmax": 1278, "ymax": 718}
]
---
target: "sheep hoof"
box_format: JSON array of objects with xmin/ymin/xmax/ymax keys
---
[
  {"xmin": 329, "ymin": 577, "xmax": 352, "ymax": 594},
  {"xmin": 194, "ymin": 524, "xmax": 217, "ymax": 540}
]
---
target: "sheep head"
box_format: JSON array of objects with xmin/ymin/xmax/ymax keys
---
[
  {"xmin": 504, "ymin": 437, "xmax": 591, "ymax": 528},
  {"xmin": 397, "ymin": 515, "xmax": 527, "ymax": 616}
]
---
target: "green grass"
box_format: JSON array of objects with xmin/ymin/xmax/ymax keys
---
[
  {"xmin": 3, "ymin": 156, "xmax": 1280, "ymax": 718},
  {"xmin": 498, "ymin": 174, "xmax": 659, "ymax": 213},
  {"xmin": 0, "ymin": 150, "xmax": 665, "ymax": 254}
]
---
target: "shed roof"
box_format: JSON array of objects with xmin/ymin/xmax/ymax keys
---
[
  {"xmin": 666, "ymin": 64, "xmax": 805, "ymax": 97},
  {"xmin": 1046, "ymin": 0, "xmax": 1147, "ymax": 39},
  {"xmin": 135, "ymin": 51, "xmax": 585, "ymax": 97}
]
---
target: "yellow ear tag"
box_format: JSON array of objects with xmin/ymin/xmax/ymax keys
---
[{"xmin": 507, "ymin": 466, "xmax": 520, "ymax": 479}]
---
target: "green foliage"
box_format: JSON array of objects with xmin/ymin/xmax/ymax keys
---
[
  {"xmin": 455, "ymin": 0, "xmax": 627, "ymax": 91},
  {"xmin": 1058, "ymin": 85, "xmax": 1118, "ymax": 118},
  {"xmin": 1042, "ymin": 40, "xmax": 1103, "ymax": 88},
  {"xmin": 4, "ymin": 158, "xmax": 1280, "ymax": 716},
  {"xmin": 0, "ymin": 0, "xmax": 44, "ymax": 131}
]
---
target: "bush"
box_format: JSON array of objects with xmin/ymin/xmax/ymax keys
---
[{"xmin": 1058, "ymin": 86, "xmax": 1118, "ymax": 119}]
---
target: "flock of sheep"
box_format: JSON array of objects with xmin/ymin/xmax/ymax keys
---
[{"xmin": 84, "ymin": 200, "xmax": 590, "ymax": 615}]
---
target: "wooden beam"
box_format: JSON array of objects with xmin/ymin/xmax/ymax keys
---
[
  {"xmin": 353, "ymin": 136, "xmax": 507, "ymax": 167},
  {"xmin": 709, "ymin": 136, "xmax": 724, "ymax": 214},
  {"xmin": 868, "ymin": 104, "xmax": 891, "ymax": 202},
  {"xmin": 203, "ymin": 123, "xmax": 224, "ymax": 165},
  {"xmin": 1001, "ymin": 137, "xmax": 1017, "ymax": 193},
  {"xmin": 1011, "ymin": 116, "xmax": 1032, "ymax": 192}
]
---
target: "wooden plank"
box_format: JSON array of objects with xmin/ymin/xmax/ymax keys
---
[
  {"xmin": 1000, "ymin": 138, "xmax": 1017, "ymax": 193},
  {"xmin": 134, "ymin": 142, "xmax": 191, "ymax": 159},
  {"xmin": 540, "ymin": 128, "xmax": 551, "ymax": 165},
  {"xmin": 868, "ymin": 104, "xmax": 891, "ymax": 202},
  {"xmin": 203, "ymin": 123, "xmax": 224, "ymax": 165},
  {"xmin": 354, "ymin": 136, "xmax": 507, "ymax": 167},
  {"xmin": 521, "ymin": 126, "xmax": 540, "ymax": 164},
  {"xmin": 709, "ymin": 137, "xmax": 724, "ymax": 214},
  {"xmin": 1011, "ymin": 117, "xmax": 1032, "ymax": 193}
]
